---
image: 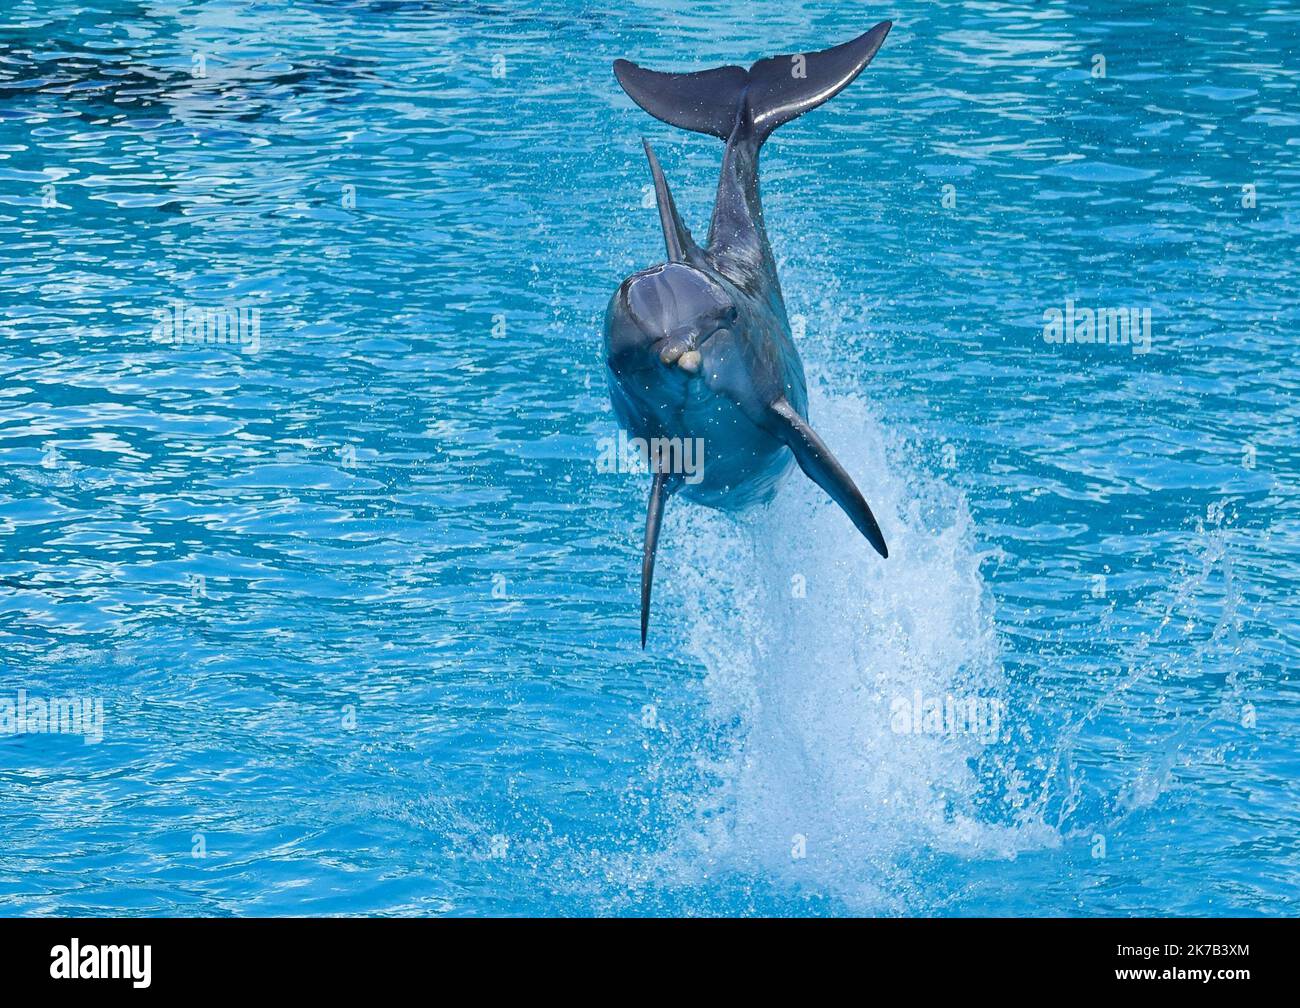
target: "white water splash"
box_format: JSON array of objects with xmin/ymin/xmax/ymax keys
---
[{"xmin": 658, "ymin": 383, "xmax": 1057, "ymax": 910}]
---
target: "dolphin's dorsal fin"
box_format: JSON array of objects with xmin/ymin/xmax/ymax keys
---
[
  {"xmin": 767, "ymin": 397, "xmax": 888, "ymax": 558},
  {"xmin": 641, "ymin": 139, "xmax": 698, "ymax": 264}
]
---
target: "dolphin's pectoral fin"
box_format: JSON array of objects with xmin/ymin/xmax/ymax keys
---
[
  {"xmin": 641, "ymin": 469, "xmax": 673, "ymax": 648},
  {"xmin": 767, "ymin": 398, "xmax": 888, "ymax": 559}
]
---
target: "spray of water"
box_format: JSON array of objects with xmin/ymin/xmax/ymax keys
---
[{"xmin": 656, "ymin": 382, "xmax": 1056, "ymax": 910}]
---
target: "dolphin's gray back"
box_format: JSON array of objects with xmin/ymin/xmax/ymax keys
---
[{"xmin": 705, "ymin": 132, "xmax": 777, "ymax": 301}]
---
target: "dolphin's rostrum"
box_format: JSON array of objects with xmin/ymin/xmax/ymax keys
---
[{"xmin": 606, "ymin": 22, "xmax": 894, "ymax": 647}]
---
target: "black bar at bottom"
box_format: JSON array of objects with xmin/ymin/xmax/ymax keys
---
[{"xmin": 0, "ymin": 917, "xmax": 1284, "ymax": 994}]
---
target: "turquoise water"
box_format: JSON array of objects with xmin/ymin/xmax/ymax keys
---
[{"xmin": 1, "ymin": 0, "xmax": 1297, "ymax": 916}]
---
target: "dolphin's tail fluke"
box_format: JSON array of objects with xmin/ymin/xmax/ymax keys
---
[{"xmin": 613, "ymin": 21, "xmax": 892, "ymax": 146}]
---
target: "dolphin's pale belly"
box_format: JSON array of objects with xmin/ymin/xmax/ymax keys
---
[
  {"xmin": 609, "ymin": 365, "xmax": 795, "ymax": 510},
  {"xmin": 675, "ymin": 381, "xmax": 793, "ymax": 508}
]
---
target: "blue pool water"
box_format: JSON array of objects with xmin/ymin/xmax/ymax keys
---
[{"xmin": 1, "ymin": 0, "xmax": 1297, "ymax": 916}]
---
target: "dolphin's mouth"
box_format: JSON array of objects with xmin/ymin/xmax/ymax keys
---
[
  {"xmin": 675, "ymin": 350, "xmax": 702, "ymax": 374},
  {"xmin": 654, "ymin": 327, "xmax": 725, "ymax": 375}
]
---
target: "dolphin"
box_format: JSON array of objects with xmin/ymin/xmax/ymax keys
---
[{"xmin": 605, "ymin": 21, "xmax": 894, "ymax": 647}]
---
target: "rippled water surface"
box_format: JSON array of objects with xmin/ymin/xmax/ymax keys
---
[{"xmin": 1, "ymin": 0, "xmax": 1297, "ymax": 916}]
